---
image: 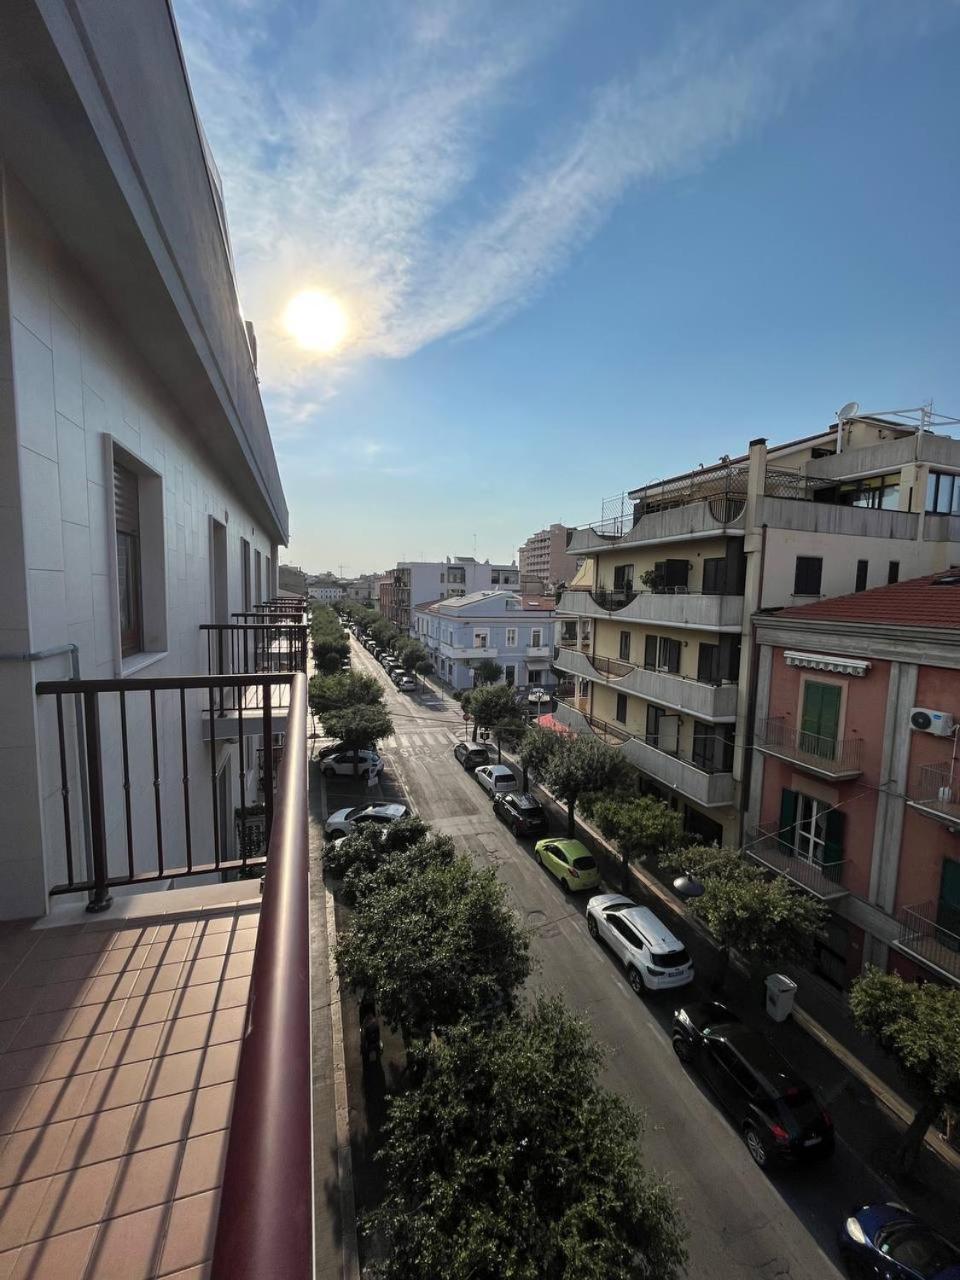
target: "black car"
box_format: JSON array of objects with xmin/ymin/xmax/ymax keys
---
[
  {"xmin": 493, "ymin": 792, "xmax": 548, "ymax": 836},
  {"xmin": 840, "ymin": 1204, "xmax": 960, "ymax": 1279},
  {"xmin": 672, "ymin": 1001, "xmax": 834, "ymax": 1169},
  {"xmin": 453, "ymin": 743, "xmax": 492, "ymax": 770}
]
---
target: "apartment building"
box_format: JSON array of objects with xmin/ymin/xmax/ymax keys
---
[
  {"xmin": 555, "ymin": 412, "xmax": 960, "ymax": 845},
  {"xmin": 747, "ymin": 572, "xmax": 960, "ymax": 991},
  {"xmin": 415, "ymin": 591, "xmax": 557, "ymax": 692},
  {"xmin": 519, "ymin": 522, "xmax": 581, "ymax": 591},
  {"xmin": 389, "ymin": 555, "xmax": 520, "ymax": 632},
  {"xmin": 309, "ymin": 583, "xmax": 345, "ymax": 603}
]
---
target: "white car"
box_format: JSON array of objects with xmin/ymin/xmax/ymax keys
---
[
  {"xmin": 324, "ymin": 802, "xmax": 409, "ymax": 839},
  {"xmin": 585, "ymin": 894, "xmax": 694, "ymax": 994},
  {"xmin": 320, "ymin": 749, "xmax": 383, "ymax": 779},
  {"xmin": 396, "ymin": 675, "xmax": 417, "ymax": 692},
  {"xmin": 474, "ymin": 764, "xmax": 518, "ymax": 797}
]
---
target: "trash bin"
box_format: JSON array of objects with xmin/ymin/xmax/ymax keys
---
[{"xmin": 765, "ymin": 974, "xmax": 797, "ymax": 1023}]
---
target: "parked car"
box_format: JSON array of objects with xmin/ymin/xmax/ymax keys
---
[
  {"xmin": 533, "ymin": 838, "xmax": 600, "ymax": 892},
  {"xmin": 671, "ymin": 1001, "xmax": 834, "ymax": 1169},
  {"xmin": 453, "ymin": 743, "xmax": 492, "ymax": 770},
  {"xmin": 839, "ymin": 1204, "xmax": 960, "ymax": 1279},
  {"xmin": 320, "ymin": 749, "xmax": 383, "ymax": 778},
  {"xmin": 474, "ymin": 764, "xmax": 519, "ymax": 797},
  {"xmin": 586, "ymin": 894, "xmax": 694, "ymax": 993},
  {"xmin": 493, "ymin": 792, "xmax": 548, "ymax": 836},
  {"xmin": 324, "ymin": 802, "xmax": 409, "ymax": 839},
  {"xmin": 397, "ymin": 675, "xmax": 417, "ymax": 693}
]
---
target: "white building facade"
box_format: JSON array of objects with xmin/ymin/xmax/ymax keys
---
[
  {"xmin": 414, "ymin": 591, "xmax": 557, "ymax": 692},
  {"xmin": 390, "ymin": 556, "xmax": 520, "ymax": 632}
]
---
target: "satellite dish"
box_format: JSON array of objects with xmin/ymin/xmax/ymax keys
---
[{"xmin": 837, "ymin": 401, "xmax": 860, "ymax": 422}]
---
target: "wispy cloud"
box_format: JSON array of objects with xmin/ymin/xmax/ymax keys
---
[{"xmin": 174, "ymin": 0, "xmax": 858, "ymax": 419}]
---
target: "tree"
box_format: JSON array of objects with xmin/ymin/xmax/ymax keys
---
[
  {"xmin": 518, "ymin": 725, "xmax": 560, "ymax": 791},
  {"xmin": 667, "ymin": 845, "xmax": 827, "ymax": 991},
  {"xmin": 849, "ymin": 969, "xmax": 960, "ymax": 1173},
  {"xmin": 465, "ymin": 684, "xmax": 523, "ymax": 746},
  {"xmin": 320, "ymin": 704, "xmax": 393, "ymax": 773},
  {"xmin": 336, "ymin": 855, "xmax": 530, "ymax": 1043},
  {"xmin": 310, "ymin": 604, "xmax": 349, "ymax": 671},
  {"xmin": 473, "ymin": 657, "xmax": 503, "ymax": 686},
  {"xmin": 371, "ymin": 618, "xmax": 401, "ymax": 650},
  {"xmin": 414, "ymin": 658, "xmax": 434, "ymax": 686},
  {"xmin": 308, "ymin": 671, "xmax": 383, "ymax": 717},
  {"xmin": 545, "ymin": 734, "xmax": 630, "ymax": 837},
  {"xmin": 399, "ymin": 640, "xmax": 430, "ymax": 673},
  {"xmin": 367, "ymin": 997, "xmax": 686, "ymax": 1280},
  {"xmin": 584, "ymin": 794, "xmax": 682, "ymax": 893}
]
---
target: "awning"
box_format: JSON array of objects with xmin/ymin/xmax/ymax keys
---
[{"xmin": 536, "ymin": 713, "xmax": 573, "ymax": 736}]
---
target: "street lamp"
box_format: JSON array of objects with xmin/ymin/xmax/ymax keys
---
[{"xmin": 672, "ymin": 873, "xmax": 705, "ymax": 901}]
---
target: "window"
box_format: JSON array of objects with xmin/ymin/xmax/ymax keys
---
[
  {"xmin": 698, "ymin": 642, "xmax": 720, "ymax": 684},
  {"xmin": 645, "ymin": 704, "xmax": 663, "ymax": 746},
  {"xmin": 926, "ymin": 471, "xmax": 960, "ymax": 514},
  {"xmin": 530, "ymin": 628, "xmax": 542, "ymax": 647},
  {"xmin": 779, "ymin": 789, "xmax": 845, "ymax": 869},
  {"xmin": 504, "ymin": 664, "xmax": 516, "ymax": 687},
  {"xmin": 619, "ymin": 631, "xmax": 631, "ymax": 661},
  {"xmin": 644, "ymin": 634, "xmax": 658, "ymax": 670},
  {"xmin": 612, "ymin": 564, "xmax": 634, "ymax": 592},
  {"xmin": 659, "ymin": 637, "xmax": 681, "ymax": 674},
  {"xmin": 506, "ymin": 628, "xmax": 518, "ymax": 648},
  {"xmin": 241, "ymin": 538, "xmax": 251, "ymax": 611},
  {"xmin": 702, "ymin": 558, "xmax": 726, "ymax": 595},
  {"xmin": 855, "ymin": 560, "xmax": 868, "ymax": 592},
  {"xmin": 114, "ymin": 461, "xmax": 142, "ymax": 657},
  {"xmin": 692, "ymin": 722, "xmax": 734, "ymax": 773},
  {"xmin": 793, "ymin": 556, "xmax": 822, "ymax": 596},
  {"xmin": 800, "ymin": 680, "xmax": 841, "ymax": 758},
  {"xmin": 529, "ymin": 669, "xmax": 542, "ymax": 684},
  {"xmin": 888, "ymin": 560, "xmax": 900, "ymax": 584},
  {"xmin": 254, "ymin": 550, "xmax": 263, "ymax": 604},
  {"xmin": 473, "ymin": 631, "xmax": 489, "ymax": 649},
  {"xmin": 615, "ymin": 693, "xmax": 628, "ymax": 723}
]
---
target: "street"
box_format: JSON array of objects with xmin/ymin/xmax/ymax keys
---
[{"xmin": 334, "ymin": 636, "xmax": 892, "ymax": 1279}]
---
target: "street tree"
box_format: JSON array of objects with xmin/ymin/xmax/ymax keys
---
[
  {"xmin": 584, "ymin": 794, "xmax": 682, "ymax": 893},
  {"xmin": 308, "ymin": 671, "xmax": 383, "ymax": 717},
  {"xmin": 367, "ymin": 996, "xmax": 686, "ymax": 1280},
  {"xmin": 399, "ymin": 640, "xmax": 429, "ymax": 673},
  {"xmin": 518, "ymin": 724, "xmax": 560, "ymax": 791},
  {"xmin": 370, "ymin": 618, "xmax": 401, "ymax": 651},
  {"xmin": 849, "ymin": 968, "xmax": 960, "ymax": 1173},
  {"xmin": 545, "ymin": 733, "xmax": 630, "ymax": 837},
  {"xmin": 320, "ymin": 704, "xmax": 393, "ymax": 773},
  {"xmin": 336, "ymin": 855, "xmax": 530, "ymax": 1044},
  {"xmin": 466, "ymin": 684, "xmax": 523, "ymax": 746},
  {"xmin": 473, "ymin": 657, "xmax": 503, "ymax": 686},
  {"xmin": 414, "ymin": 658, "xmax": 434, "ymax": 686},
  {"xmin": 310, "ymin": 604, "xmax": 349, "ymax": 672}
]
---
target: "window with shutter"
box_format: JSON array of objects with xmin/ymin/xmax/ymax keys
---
[
  {"xmin": 619, "ymin": 631, "xmax": 631, "ymax": 661},
  {"xmin": 800, "ymin": 681, "xmax": 841, "ymax": 758},
  {"xmin": 698, "ymin": 642, "xmax": 720, "ymax": 684},
  {"xmin": 659, "ymin": 638, "xmax": 681, "ymax": 674},
  {"xmin": 240, "ymin": 539, "xmax": 251, "ymax": 611},
  {"xmin": 615, "ymin": 693, "xmax": 628, "ymax": 724},
  {"xmin": 778, "ymin": 789, "xmax": 799, "ymax": 853},
  {"xmin": 855, "ymin": 560, "xmax": 868, "ymax": 592},
  {"xmin": 114, "ymin": 462, "xmax": 142, "ymax": 656},
  {"xmin": 644, "ymin": 634, "xmax": 658, "ymax": 671},
  {"xmin": 794, "ymin": 556, "xmax": 823, "ymax": 595}
]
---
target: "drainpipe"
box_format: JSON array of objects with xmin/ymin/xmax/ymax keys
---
[{"xmin": 0, "ymin": 644, "xmax": 93, "ymax": 889}]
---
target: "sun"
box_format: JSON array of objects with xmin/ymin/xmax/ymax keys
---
[{"xmin": 283, "ymin": 289, "xmax": 349, "ymax": 354}]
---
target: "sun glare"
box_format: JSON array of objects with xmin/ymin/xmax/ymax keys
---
[{"xmin": 283, "ymin": 289, "xmax": 350, "ymax": 354}]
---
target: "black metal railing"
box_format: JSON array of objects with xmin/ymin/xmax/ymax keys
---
[
  {"xmin": 589, "ymin": 653, "xmax": 636, "ymax": 679},
  {"xmin": 589, "ymin": 588, "xmax": 638, "ymax": 611},
  {"xmin": 746, "ymin": 827, "xmax": 847, "ymax": 897},
  {"xmin": 907, "ymin": 759, "xmax": 960, "ymax": 811},
  {"xmin": 204, "ymin": 622, "xmax": 308, "ymax": 687},
  {"xmin": 756, "ymin": 716, "xmax": 863, "ymax": 774},
  {"xmin": 899, "ymin": 900, "xmax": 960, "ymax": 979},
  {"xmin": 35, "ymin": 672, "xmax": 299, "ymax": 911}
]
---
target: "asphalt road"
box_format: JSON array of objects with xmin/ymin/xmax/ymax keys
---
[{"xmin": 340, "ymin": 636, "xmax": 890, "ymax": 1279}]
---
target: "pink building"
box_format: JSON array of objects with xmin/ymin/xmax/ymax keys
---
[{"xmin": 748, "ymin": 570, "xmax": 960, "ymax": 990}]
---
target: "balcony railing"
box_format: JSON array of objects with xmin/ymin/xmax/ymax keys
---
[
  {"xmin": 590, "ymin": 587, "xmax": 638, "ymax": 611},
  {"xmin": 906, "ymin": 759, "xmax": 960, "ymax": 825},
  {"xmin": 591, "ymin": 653, "xmax": 636, "ymax": 679},
  {"xmin": 898, "ymin": 900, "xmax": 960, "ymax": 981},
  {"xmin": 203, "ymin": 623, "xmax": 308, "ymax": 712},
  {"xmin": 745, "ymin": 827, "xmax": 849, "ymax": 900},
  {"xmin": 755, "ymin": 716, "xmax": 863, "ymax": 778}
]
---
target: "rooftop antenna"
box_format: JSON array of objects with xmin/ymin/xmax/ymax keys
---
[{"xmin": 836, "ymin": 401, "xmax": 859, "ymax": 455}]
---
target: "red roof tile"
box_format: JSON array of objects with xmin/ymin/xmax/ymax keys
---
[{"xmin": 766, "ymin": 568, "xmax": 960, "ymax": 630}]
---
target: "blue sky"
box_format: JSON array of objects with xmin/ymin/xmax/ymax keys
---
[{"xmin": 173, "ymin": 0, "xmax": 960, "ymax": 574}]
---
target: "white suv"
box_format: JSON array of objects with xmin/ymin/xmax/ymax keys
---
[
  {"xmin": 585, "ymin": 894, "xmax": 694, "ymax": 994},
  {"xmin": 320, "ymin": 749, "xmax": 383, "ymax": 779},
  {"xmin": 474, "ymin": 764, "xmax": 518, "ymax": 797}
]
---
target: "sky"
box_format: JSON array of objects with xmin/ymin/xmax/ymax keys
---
[{"xmin": 173, "ymin": 0, "xmax": 960, "ymax": 576}]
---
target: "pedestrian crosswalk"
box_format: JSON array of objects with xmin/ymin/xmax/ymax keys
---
[{"xmin": 381, "ymin": 728, "xmax": 460, "ymax": 758}]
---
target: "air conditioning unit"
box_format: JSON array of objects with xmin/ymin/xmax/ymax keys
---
[{"xmin": 909, "ymin": 707, "xmax": 956, "ymax": 737}]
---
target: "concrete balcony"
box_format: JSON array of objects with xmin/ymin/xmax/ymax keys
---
[
  {"xmin": 755, "ymin": 717, "xmax": 863, "ymax": 780},
  {"xmin": 745, "ymin": 828, "xmax": 849, "ymax": 901},
  {"xmin": 567, "ymin": 499, "xmax": 747, "ymax": 557},
  {"xmin": 525, "ymin": 645, "xmax": 553, "ymax": 660},
  {"xmin": 439, "ymin": 642, "xmax": 499, "ymax": 660},
  {"xmin": 905, "ymin": 759, "xmax": 960, "ymax": 828},
  {"xmin": 557, "ymin": 588, "xmax": 743, "ymax": 632},
  {"xmin": 553, "ymin": 646, "xmax": 738, "ymax": 721},
  {"xmin": 756, "ymin": 496, "xmax": 919, "ymax": 541},
  {"xmin": 553, "ymin": 700, "xmax": 735, "ymax": 809}
]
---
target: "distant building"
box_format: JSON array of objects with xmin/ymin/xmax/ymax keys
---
[
  {"xmin": 341, "ymin": 573, "xmax": 379, "ymax": 605},
  {"xmin": 309, "ymin": 583, "xmax": 345, "ymax": 604},
  {"xmin": 519, "ymin": 523, "xmax": 581, "ymax": 591},
  {"xmin": 414, "ymin": 590, "xmax": 557, "ymax": 693},
  {"xmin": 378, "ymin": 574, "xmax": 394, "ymax": 617},
  {"xmin": 388, "ymin": 556, "xmax": 520, "ymax": 633}
]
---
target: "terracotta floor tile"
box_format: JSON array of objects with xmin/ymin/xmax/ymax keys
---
[
  {"xmin": 128, "ymin": 963, "xmax": 185, "ymax": 999},
  {"xmin": 150, "ymin": 922, "xmax": 197, "ymax": 945},
  {"xmin": 97, "ymin": 1024, "xmax": 164, "ymax": 1073},
  {"xmin": 141, "ymin": 1050, "xmax": 204, "ymax": 1102},
  {"xmin": 27, "ymin": 1156, "xmax": 118, "ymax": 1242},
  {"xmin": 158, "ymin": 1265, "xmax": 210, "ymax": 1279},
  {"xmin": 84, "ymin": 1202, "xmax": 169, "ymax": 1280},
  {"xmin": 187, "ymin": 1083, "xmax": 234, "ymax": 1138},
  {"xmin": 0, "ymin": 1048, "xmax": 53, "ymax": 1092},
  {"xmin": 106, "ymin": 1140, "xmax": 183, "ymax": 1218},
  {"xmin": 154, "ymin": 1012, "xmax": 215, "ymax": 1057},
  {"xmin": 56, "ymin": 1104, "xmax": 136, "ymax": 1174},
  {"xmin": 8, "ymin": 1075, "xmax": 93, "ymax": 1134},
  {"xmin": 34, "ymin": 931, "xmax": 114, "ymax": 961},
  {"xmin": 6, "ymin": 1222, "xmax": 97, "ymax": 1280},
  {"xmin": 0, "ymin": 1087, "xmax": 32, "ymax": 1137},
  {"xmin": 175, "ymin": 956, "xmax": 226, "ymax": 988},
  {"xmin": 0, "ymin": 1116, "xmax": 76, "ymax": 1188},
  {"xmin": 199, "ymin": 912, "xmax": 257, "ymax": 935},
  {"xmin": 0, "ymin": 988, "xmax": 38, "ymax": 1022},
  {"xmin": 36, "ymin": 1031, "xmax": 112, "ymax": 1084},
  {"xmin": 114, "ymin": 990, "xmax": 175, "ymax": 1032},
  {"xmin": 78, "ymin": 1060, "xmax": 151, "ymax": 1117},
  {"xmin": 0, "ymin": 1175, "xmax": 52, "ymax": 1251},
  {"xmin": 221, "ymin": 951, "xmax": 255, "ymax": 982},
  {"xmin": 0, "ymin": 1022, "xmax": 23, "ymax": 1056},
  {"xmin": 102, "ymin": 925, "xmax": 158, "ymax": 951},
  {"xmin": 64, "ymin": 998, "xmax": 128, "ymax": 1042},
  {"xmin": 143, "ymin": 938, "xmax": 200, "ymax": 969},
  {"xmin": 130, "ymin": 1091, "xmax": 195, "ymax": 1152},
  {"xmin": 174, "ymin": 1129, "xmax": 228, "ymax": 1200},
  {"xmin": 33, "ymin": 970, "xmax": 138, "ymax": 1013},
  {"xmin": 195, "ymin": 931, "xmax": 255, "ymax": 959},
  {"xmin": 0, "ymin": 1247, "xmax": 18, "ymax": 1280},
  {"xmin": 198, "ymin": 1041, "xmax": 241, "ymax": 1090},
  {"xmin": 94, "ymin": 945, "xmax": 154, "ymax": 977},
  {"xmin": 8, "ymin": 1009, "xmax": 87, "ymax": 1052},
  {"xmin": 157, "ymin": 1189, "xmax": 219, "ymax": 1276},
  {"xmin": 22, "ymin": 953, "xmax": 103, "ymax": 988},
  {"xmin": 212, "ymin": 977, "xmax": 251, "ymax": 1012},
  {"xmin": 165, "ymin": 983, "xmax": 217, "ymax": 1021}
]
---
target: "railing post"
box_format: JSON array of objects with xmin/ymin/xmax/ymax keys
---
[
  {"xmin": 82, "ymin": 690, "xmax": 112, "ymax": 913},
  {"xmin": 263, "ymin": 682, "xmax": 274, "ymax": 838}
]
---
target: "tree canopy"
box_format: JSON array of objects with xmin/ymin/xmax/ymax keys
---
[
  {"xmin": 464, "ymin": 684, "xmax": 525, "ymax": 745},
  {"xmin": 320, "ymin": 704, "xmax": 393, "ymax": 759},
  {"xmin": 308, "ymin": 670, "xmax": 383, "ymax": 716},
  {"xmin": 519, "ymin": 725, "xmax": 561, "ymax": 790},
  {"xmin": 473, "ymin": 657, "xmax": 504, "ymax": 686},
  {"xmin": 310, "ymin": 604, "xmax": 349, "ymax": 672},
  {"xmin": 850, "ymin": 968, "xmax": 960, "ymax": 1171},
  {"xmin": 582, "ymin": 794, "xmax": 682, "ymax": 893},
  {"xmin": 367, "ymin": 996, "xmax": 686, "ymax": 1280},
  {"xmin": 545, "ymin": 733, "xmax": 631, "ymax": 837}
]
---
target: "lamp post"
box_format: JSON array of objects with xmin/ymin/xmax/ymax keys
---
[{"xmin": 672, "ymin": 873, "xmax": 705, "ymax": 901}]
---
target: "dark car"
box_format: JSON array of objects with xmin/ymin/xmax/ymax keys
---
[
  {"xmin": 840, "ymin": 1204, "xmax": 960, "ymax": 1279},
  {"xmin": 493, "ymin": 792, "xmax": 548, "ymax": 836},
  {"xmin": 672, "ymin": 1001, "xmax": 834, "ymax": 1169},
  {"xmin": 453, "ymin": 743, "xmax": 492, "ymax": 770}
]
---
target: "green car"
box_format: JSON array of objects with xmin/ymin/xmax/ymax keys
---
[{"xmin": 533, "ymin": 839, "xmax": 601, "ymax": 893}]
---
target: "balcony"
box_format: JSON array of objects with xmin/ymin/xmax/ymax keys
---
[
  {"xmin": 6, "ymin": 672, "xmax": 313, "ymax": 1274},
  {"xmin": 525, "ymin": 645, "xmax": 553, "ymax": 660},
  {"xmin": 898, "ymin": 901, "xmax": 960, "ymax": 983},
  {"xmin": 553, "ymin": 700, "xmax": 735, "ymax": 808},
  {"xmin": 568, "ymin": 497, "xmax": 748, "ymax": 557},
  {"xmin": 553, "ymin": 646, "xmax": 739, "ymax": 721},
  {"xmin": 439, "ymin": 642, "xmax": 499, "ymax": 660},
  {"xmin": 200, "ymin": 622, "xmax": 307, "ymax": 741},
  {"xmin": 756, "ymin": 496, "xmax": 918, "ymax": 541},
  {"xmin": 906, "ymin": 759, "xmax": 960, "ymax": 827},
  {"xmin": 755, "ymin": 717, "xmax": 863, "ymax": 780},
  {"xmin": 744, "ymin": 827, "xmax": 849, "ymax": 900},
  {"xmin": 557, "ymin": 588, "xmax": 743, "ymax": 631}
]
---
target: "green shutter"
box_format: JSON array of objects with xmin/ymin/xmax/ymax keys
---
[
  {"xmin": 778, "ymin": 789, "xmax": 798, "ymax": 853},
  {"xmin": 938, "ymin": 859, "xmax": 960, "ymax": 936},
  {"xmin": 822, "ymin": 810, "xmax": 844, "ymax": 866},
  {"xmin": 800, "ymin": 682, "xmax": 841, "ymax": 757}
]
